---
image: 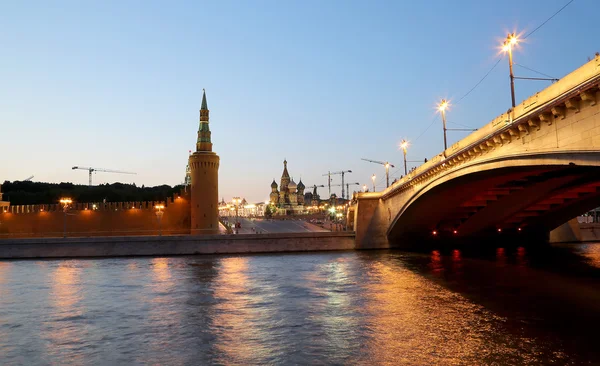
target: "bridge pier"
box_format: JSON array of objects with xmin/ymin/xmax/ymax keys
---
[{"xmin": 353, "ymin": 193, "xmax": 390, "ymax": 249}]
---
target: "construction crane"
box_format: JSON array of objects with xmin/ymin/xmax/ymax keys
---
[
  {"xmin": 344, "ymin": 182, "xmax": 361, "ymax": 200},
  {"xmin": 328, "ymin": 182, "xmax": 360, "ymax": 200},
  {"xmin": 72, "ymin": 166, "xmax": 136, "ymax": 186},
  {"xmin": 322, "ymin": 170, "xmax": 352, "ymax": 199},
  {"xmin": 306, "ymin": 184, "xmax": 325, "ymax": 195},
  {"xmin": 23, "ymin": 175, "xmax": 34, "ymax": 182},
  {"xmin": 361, "ymin": 158, "xmax": 395, "ymax": 188}
]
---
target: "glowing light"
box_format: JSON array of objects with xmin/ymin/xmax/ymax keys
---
[
  {"xmin": 155, "ymin": 204, "xmax": 165, "ymax": 210},
  {"xmin": 453, "ymin": 230, "xmax": 458, "ymax": 234},
  {"xmin": 518, "ymin": 227, "xmax": 522, "ymax": 231},
  {"xmin": 432, "ymin": 230, "xmax": 437, "ymax": 236},
  {"xmin": 502, "ymin": 33, "xmax": 518, "ymax": 52},
  {"xmin": 438, "ymin": 99, "xmax": 449, "ymax": 112},
  {"xmin": 400, "ymin": 139, "xmax": 409, "ymax": 151},
  {"xmin": 497, "ymin": 228, "xmax": 502, "ymax": 232},
  {"xmin": 59, "ymin": 198, "xmax": 72, "ymax": 205}
]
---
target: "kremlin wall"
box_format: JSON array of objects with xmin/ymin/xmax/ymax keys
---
[{"xmin": 0, "ymin": 194, "xmax": 191, "ymax": 238}]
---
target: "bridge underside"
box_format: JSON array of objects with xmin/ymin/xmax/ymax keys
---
[{"xmin": 387, "ymin": 163, "xmax": 600, "ymax": 244}]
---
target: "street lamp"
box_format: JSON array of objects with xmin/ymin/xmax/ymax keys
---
[
  {"xmin": 438, "ymin": 99, "xmax": 449, "ymax": 150},
  {"xmin": 400, "ymin": 139, "xmax": 408, "ymax": 175},
  {"xmin": 59, "ymin": 198, "xmax": 72, "ymax": 238},
  {"xmin": 371, "ymin": 174, "xmax": 376, "ymax": 192},
  {"xmin": 502, "ymin": 33, "xmax": 519, "ymax": 108},
  {"xmin": 155, "ymin": 204, "xmax": 164, "ymax": 236}
]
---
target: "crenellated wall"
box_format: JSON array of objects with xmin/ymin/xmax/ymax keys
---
[{"xmin": 0, "ymin": 195, "xmax": 191, "ymax": 238}]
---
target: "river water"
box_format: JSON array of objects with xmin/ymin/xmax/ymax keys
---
[{"xmin": 1, "ymin": 244, "xmax": 600, "ymax": 365}]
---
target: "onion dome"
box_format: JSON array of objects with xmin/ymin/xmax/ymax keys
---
[
  {"xmin": 288, "ymin": 179, "xmax": 297, "ymax": 190},
  {"xmin": 297, "ymin": 179, "xmax": 305, "ymax": 190},
  {"xmin": 271, "ymin": 179, "xmax": 278, "ymax": 188}
]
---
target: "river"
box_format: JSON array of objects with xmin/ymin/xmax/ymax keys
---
[{"xmin": 1, "ymin": 244, "xmax": 600, "ymax": 365}]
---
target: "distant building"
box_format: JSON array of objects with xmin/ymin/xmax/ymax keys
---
[
  {"xmin": 269, "ymin": 160, "xmax": 306, "ymax": 215},
  {"xmin": 219, "ymin": 198, "xmax": 266, "ymax": 217}
]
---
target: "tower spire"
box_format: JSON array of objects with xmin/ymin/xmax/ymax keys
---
[
  {"xmin": 201, "ymin": 88, "xmax": 208, "ymax": 110},
  {"xmin": 196, "ymin": 89, "xmax": 212, "ymax": 152}
]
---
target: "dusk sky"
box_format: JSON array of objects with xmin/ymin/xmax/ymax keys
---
[{"xmin": 1, "ymin": 0, "xmax": 595, "ymax": 202}]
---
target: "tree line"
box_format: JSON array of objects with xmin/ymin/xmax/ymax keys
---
[{"xmin": 1, "ymin": 181, "xmax": 184, "ymax": 205}]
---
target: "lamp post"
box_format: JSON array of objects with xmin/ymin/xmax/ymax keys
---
[
  {"xmin": 400, "ymin": 139, "xmax": 408, "ymax": 175},
  {"xmin": 502, "ymin": 33, "xmax": 518, "ymax": 108},
  {"xmin": 155, "ymin": 204, "xmax": 164, "ymax": 236},
  {"xmin": 371, "ymin": 174, "xmax": 376, "ymax": 192},
  {"xmin": 59, "ymin": 198, "xmax": 72, "ymax": 238},
  {"xmin": 438, "ymin": 99, "xmax": 449, "ymax": 150}
]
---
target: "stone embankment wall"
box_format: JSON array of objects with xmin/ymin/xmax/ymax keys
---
[
  {"xmin": 0, "ymin": 196, "xmax": 191, "ymax": 238},
  {"xmin": 0, "ymin": 232, "xmax": 356, "ymax": 259}
]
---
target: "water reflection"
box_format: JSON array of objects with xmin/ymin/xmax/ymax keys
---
[
  {"xmin": 429, "ymin": 250, "xmax": 443, "ymax": 276},
  {"xmin": 572, "ymin": 243, "xmax": 600, "ymax": 268},
  {"xmin": 516, "ymin": 246, "xmax": 528, "ymax": 268},
  {"xmin": 44, "ymin": 262, "xmax": 84, "ymax": 363},
  {"xmin": 304, "ymin": 258, "xmax": 357, "ymax": 362},
  {"xmin": 0, "ymin": 262, "xmax": 12, "ymax": 297},
  {"xmin": 362, "ymin": 257, "xmax": 509, "ymax": 364},
  {"xmin": 210, "ymin": 257, "xmax": 272, "ymax": 364},
  {"xmin": 496, "ymin": 247, "xmax": 507, "ymax": 267},
  {"xmin": 1, "ymin": 246, "xmax": 600, "ymax": 365}
]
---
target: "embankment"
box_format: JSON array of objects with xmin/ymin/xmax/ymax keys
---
[{"xmin": 0, "ymin": 232, "xmax": 356, "ymax": 259}]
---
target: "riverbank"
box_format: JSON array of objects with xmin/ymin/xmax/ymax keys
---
[{"xmin": 0, "ymin": 232, "xmax": 356, "ymax": 259}]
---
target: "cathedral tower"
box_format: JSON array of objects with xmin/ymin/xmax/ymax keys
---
[{"xmin": 189, "ymin": 89, "xmax": 220, "ymax": 235}]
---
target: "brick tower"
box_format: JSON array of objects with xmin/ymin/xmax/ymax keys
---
[{"xmin": 189, "ymin": 89, "xmax": 220, "ymax": 235}]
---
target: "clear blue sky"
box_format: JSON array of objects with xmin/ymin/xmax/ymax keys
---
[{"xmin": 1, "ymin": 0, "xmax": 596, "ymax": 202}]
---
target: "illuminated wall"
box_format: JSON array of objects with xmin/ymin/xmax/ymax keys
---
[{"xmin": 0, "ymin": 195, "xmax": 191, "ymax": 238}]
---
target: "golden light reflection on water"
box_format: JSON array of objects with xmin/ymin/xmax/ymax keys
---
[
  {"xmin": 51, "ymin": 263, "xmax": 83, "ymax": 312},
  {"xmin": 576, "ymin": 244, "xmax": 600, "ymax": 268},
  {"xmin": 211, "ymin": 257, "xmax": 272, "ymax": 364},
  {"xmin": 361, "ymin": 259, "xmax": 503, "ymax": 364},
  {"xmin": 151, "ymin": 257, "xmax": 172, "ymax": 284},
  {"xmin": 45, "ymin": 262, "xmax": 84, "ymax": 362},
  {"xmin": 0, "ymin": 262, "xmax": 12, "ymax": 298}
]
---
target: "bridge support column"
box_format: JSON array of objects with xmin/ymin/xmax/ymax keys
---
[
  {"xmin": 549, "ymin": 219, "xmax": 582, "ymax": 243},
  {"xmin": 353, "ymin": 194, "xmax": 390, "ymax": 249}
]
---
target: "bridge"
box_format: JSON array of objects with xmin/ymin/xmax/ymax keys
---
[{"xmin": 350, "ymin": 55, "xmax": 600, "ymax": 248}]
